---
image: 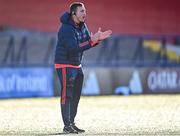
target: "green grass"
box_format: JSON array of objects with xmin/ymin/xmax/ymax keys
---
[{"xmin": 0, "ymin": 95, "xmax": 180, "ymax": 135}]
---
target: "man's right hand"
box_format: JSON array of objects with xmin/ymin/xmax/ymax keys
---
[{"xmin": 91, "ymin": 28, "xmax": 112, "ymax": 44}]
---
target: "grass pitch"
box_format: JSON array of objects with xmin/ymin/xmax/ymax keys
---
[{"xmin": 0, "ymin": 95, "xmax": 180, "ymax": 136}]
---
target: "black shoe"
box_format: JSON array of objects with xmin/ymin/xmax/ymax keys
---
[
  {"xmin": 63, "ymin": 125, "xmax": 78, "ymax": 134},
  {"xmin": 71, "ymin": 124, "xmax": 85, "ymax": 133}
]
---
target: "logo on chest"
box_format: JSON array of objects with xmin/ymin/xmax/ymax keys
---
[{"xmin": 76, "ymin": 31, "xmax": 87, "ymax": 41}]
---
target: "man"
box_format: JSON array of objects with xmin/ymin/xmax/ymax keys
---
[{"xmin": 54, "ymin": 2, "xmax": 112, "ymax": 134}]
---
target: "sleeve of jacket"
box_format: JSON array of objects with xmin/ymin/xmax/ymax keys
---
[{"xmin": 61, "ymin": 26, "xmax": 93, "ymax": 53}]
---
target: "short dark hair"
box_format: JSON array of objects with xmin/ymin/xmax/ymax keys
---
[{"xmin": 70, "ymin": 2, "xmax": 84, "ymax": 15}]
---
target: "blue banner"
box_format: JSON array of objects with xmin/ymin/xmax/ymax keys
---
[{"xmin": 0, "ymin": 67, "xmax": 53, "ymax": 98}]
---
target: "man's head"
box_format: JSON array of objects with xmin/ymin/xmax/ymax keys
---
[{"xmin": 70, "ymin": 2, "xmax": 86, "ymax": 24}]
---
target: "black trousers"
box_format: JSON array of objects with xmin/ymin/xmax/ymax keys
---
[{"xmin": 56, "ymin": 67, "xmax": 84, "ymax": 126}]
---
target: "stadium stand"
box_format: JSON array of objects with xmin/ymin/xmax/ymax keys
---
[{"xmin": 0, "ymin": 0, "xmax": 180, "ymax": 67}]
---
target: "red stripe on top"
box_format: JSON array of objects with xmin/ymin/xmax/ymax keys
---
[
  {"xmin": 61, "ymin": 68, "xmax": 66, "ymax": 104},
  {"xmin": 79, "ymin": 41, "xmax": 89, "ymax": 47},
  {"xmin": 55, "ymin": 64, "xmax": 81, "ymax": 69}
]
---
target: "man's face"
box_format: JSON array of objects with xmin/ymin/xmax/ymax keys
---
[{"xmin": 75, "ymin": 5, "xmax": 86, "ymax": 23}]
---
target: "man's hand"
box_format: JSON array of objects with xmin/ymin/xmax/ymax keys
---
[{"xmin": 91, "ymin": 28, "xmax": 112, "ymax": 44}]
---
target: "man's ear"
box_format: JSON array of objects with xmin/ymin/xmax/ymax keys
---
[{"xmin": 72, "ymin": 11, "xmax": 76, "ymax": 15}]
